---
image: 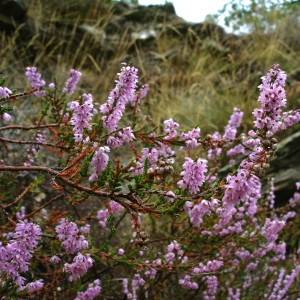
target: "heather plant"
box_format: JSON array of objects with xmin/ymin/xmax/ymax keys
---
[{"xmin": 0, "ymin": 63, "xmax": 300, "ymax": 299}]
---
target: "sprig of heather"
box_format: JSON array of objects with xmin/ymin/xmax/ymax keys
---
[
  {"xmin": 25, "ymin": 66, "xmax": 46, "ymax": 96},
  {"xmin": 63, "ymin": 252, "xmax": 94, "ymax": 281},
  {"xmin": 107, "ymin": 126, "xmax": 135, "ymax": 148},
  {"xmin": 163, "ymin": 118, "xmax": 179, "ymax": 140},
  {"xmin": 89, "ymin": 145, "xmax": 110, "ymax": 181},
  {"xmin": 179, "ymin": 127, "xmax": 201, "ymax": 151},
  {"xmin": 24, "ymin": 129, "xmax": 47, "ymax": 166},
  {"xmin": 253, "ymin": 64, "xmax": 300, "ymax": 136},
  {"xmin": 100, "ymin": 63, "xmax": 139, "ymax": 132},
  {"xmin": 203, "ymin": 276, "xmax": 218, "ymax": 299},
  {"xmin": 123, "ymin": 274, "xmax": 145, "ymax": 300},
  {"xmin": 75, "ymin": 279, "xmax": 101, "ymax": 300},
  {"xmin": 63, "ymin": 68, "xmax": 82, "ymax": 95},
  {"xmin": 130, "ymin": 141, "xmax": 175, "ymax": 175},
  {"xmin": 55, "ymin": 218, "xmax": 89, "ymax": 253},
  {"xmin": 177, "ymin": 157, "xmax": 208, "ymax": 194},
  {"xmin": 67, "ymin": 93, "xmax": 96, "ymax": 142},
  {"xmin": 0, "ymin": 221, "xmax": 42, "ymax": 289},
  {"xmin": 1, "ymin": 86, "xmax": 13, "ymax": 121},
  {"xmin": 96, "ymin": 200, "xmax": 123, "ymax": 228},
  {"xmin": 208, "ymin": 107, "xmax": 243, "ymax": 161}
]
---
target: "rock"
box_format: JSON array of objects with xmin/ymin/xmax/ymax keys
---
[
  {"xmin": 0, "ymin": 0, "xmax": 27, "ymax": 32},
  {"xmin": 264, "ymin": 131, "xmax": 300, "ymax": 205}
]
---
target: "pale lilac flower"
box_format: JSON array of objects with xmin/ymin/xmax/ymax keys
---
[
  {"xmin": 118, "ymin": 248, "xmax": 125, "ymax": 256},
  {"xmin": 25, "ymin": 66, "xmax": 46, "ymax": 96},
  {"xmin": 138, "ymin": 84, "xmax": 149, "ymax": 101},
  {"xmin": 179, "ymin": 275, "xmax": 198, "ymax": 289},
  {"xmin": 123, "ymin": 274, "xmax": 145, "ymax": 300},
  {"xmin": 252, "ymin": 64, "xmax": 297, "ymax": 136},
  {"xmin": 75, "ymin": 279, "xmax": 101, "ymax": 300},
  {"xmin": 63, "ymin": 69, "xmax": 82, "ymax": 95},
  {"xmin": 177, "ymin": 157, "xmax": 208, "ymax": 194},
  {"xmin": 48, "ymin": 82, "xmax": 55, "ymax": 89},
  {"xmin": 203, "ymin": 276, "xmax": 218, "ymax": 298},
  {"xmin": 107, "ymin": 126, "xmax": 135, "ymax": 149},
  {"xmin": 0, "ymin": 221, "xmax": 42, "ymax": 287},
  {"xmin": 107, "ymin": 136, "xmax": 122, "ymax": 149},
  {"xmin": 96, "ymin": 201, "xmax": 122, "ymax": 228},
  {"xmin": 89, "ymin": 146, "xmax": 110, "ymax": 181},
  {"xmin": 16, "ymin": 206, "xmax": 26, "ymax": 220},
  {"xmin": 68, "ymin": 93, "xmax": 95, "ymax": 142},
  {"xmin": 165, "ymin": 240, "xmax": 186, "ymax": 265},
  {"xmin": 101, "ymin": 63, "xmax": 138, "ymax": 132},
  {"xmin": 179, "ymin": 127, "xmax": 201, "ymax": 151},
  {"xmin": 24, "ymin": 279, "xmax": 44, "ymax": 293},
  {"xmin": 0, "ymin": 86, "xmax": 12, "ymax": 98},
  {"xmin": 144, "ymin": 267, "xmax": 157, "ymax": 279},
  {"xmin": 2, "ymin": 112, "xmax": 11, "ymax": 121},
  {"xmin": 63, "ymin": 253, "xmax": 94, "ymax": 281},
  {"xmin": 223, "ymin": 107, "xmax": 243, "ymax": 140},
  {"xmin": 55, "ymin": 218, "xmax": 89, "ymax": 254},
  {"xmin": 165, "ymin": 190, "xmax": 176, "ymax": 202},
  {"xmin": 163, "ymin": 118, "xmax": 179, "ymax": 140},
  {"xmin": 261, "ymin": 217, "xmax": 286, "ymax": 243},
  {"xmin": 117, "ymin": 126, "xmax": 135, "ymax": 143},
  {"xmin": 96, "ymin": 209, "xmax": 110, "ymax": 228},
  {"xmin": 185, "ymin": 199, "xmax": 212, "ymax": 227},
  {"xmin": 130, "ymin": 142, "xmax": 175, "ymax": 175},
  {"xmin": 50, "ymin": 255, "xmax": 60, "ymax": 263}
]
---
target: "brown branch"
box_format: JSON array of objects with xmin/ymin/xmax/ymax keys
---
[
  {"xmin": 0, "ymin": 137, "xmax": 70, "ymax": 149},
  {"xmin": 0, "ymin": 124, "xmax": 59, "ymax": 131},
  {"xmin": 0, "ymin": 166, "xmax": 160, "ymax": 215}
]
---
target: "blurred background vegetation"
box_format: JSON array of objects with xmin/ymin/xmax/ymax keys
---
[{"xmin": 1, "ymin": 0, "xmax": 300, "ymax": 136}]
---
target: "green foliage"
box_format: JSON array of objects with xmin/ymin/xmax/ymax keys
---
[{"xmin": 219, "ymin": 0, "xmax": 300, "ymax": 32}]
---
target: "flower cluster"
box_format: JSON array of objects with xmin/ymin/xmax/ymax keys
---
[
  {"xmin": 75, "ymin": 279, "xmax": 101, "ymax": 300},
  {"xmin": 55, "ymin": 218, "xmax": 89, "ymax": 253},
  {"xmin": 89, "ymin": 145, "xmax": 110, "ymax": 181},
  {"xmin": 67, "ymin": 93, "xmax": 96, "ymax": 142},
  {"xmin": 165, "ymin": 240, "xmax": 188, "ymax": 265},
  {"xmin": 25, "ymin": 66, "xmax": 46, "ymax": 96},
  {"xmin": 96, "ymin": 200, "xmax": 123, "ymax": 228},
  {"xmin": 63, "ymin": 68, "xmax": 82, "ymax": 95},
  {"xmin": 177, "ymin": 157, "xmax": 208, "ymax": 194},
  {"xmin": 253, "ymin": 64, "xmax": 300, "ymax": 136},
  {"xmin": 0, "ymin": 85, "xmax": 12, "ymax": 121},
  {"xmin": 0, "ymin": 86, "xmax": 12, "ymax": 99},
  {"xmin": 207, "ymin": 107, "xmax": 243, "ymax": 161},
  {"xmin": 100, "ymin": 63, "xmax": 139, "ymax": 132},
  {"xmin": 179, "ymin": 127, "xmax": 201, "ymax": 151},
  {"xmin": 64, "ymin": 252, "xmax": 94, "ymax": 281},
  {"xmin": 0, "ymin": 221, "xmax": 42, "ymax": 289},
  {"xmin": 107, "ymin": 126, "xmax": 135, "ymax": 148},
  {"xmin": 24, "ymin": 129, "xmax": 47, "ymax": 166},
  {"xmin": 192, "ymin": 260, "xmax": 224, "ymax": 274},
  {"xmin": 184, "ymin": 198, "xmax": 219, "ymax": 227},
  {"xmin": 179, "ymin": 274, "xmax": 198, "ymax": 289},
  {"xmin": 163, "ymin": 118, "xmax": 179, "ymax": 140},
  {"xmin": 203, "ymin": 276, "xmax": 218, "ymax": 299},
  {"xmin": 123, "ymin": 274, "xmax": 145, "ymax": 300},
  {"xmin": 130, "ymin": 142, "xmax": 175, "ymax": 175}
]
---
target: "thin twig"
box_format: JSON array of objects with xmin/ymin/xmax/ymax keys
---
[{"xmin": 0, "ymin": 124, "xmax": 59, "ymax": 131}]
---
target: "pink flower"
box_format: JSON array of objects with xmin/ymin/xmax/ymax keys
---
[
  {"xmin": 2, "ymin": 112, "xmax": 11, "ymax": 121},
  {"xmin": 177, "ymin": 157, "xmax": 208, "ymax": 194},
  {"xmin": 63, "ymin": 69, "xmax": 82, "ymax": 95}
]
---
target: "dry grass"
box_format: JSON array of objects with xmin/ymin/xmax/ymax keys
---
[{"xmin": 1, "ymin": 0, "xmax": 300, "ymax": 136}]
